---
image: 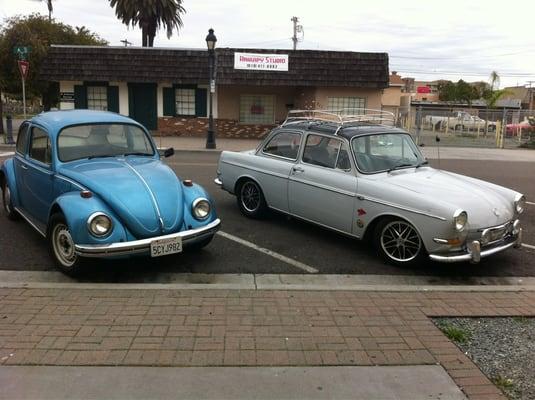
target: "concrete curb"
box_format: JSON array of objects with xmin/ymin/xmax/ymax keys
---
[{"xmin": 1, "ymin": 271, "xmax": 535, "ymax": 291}]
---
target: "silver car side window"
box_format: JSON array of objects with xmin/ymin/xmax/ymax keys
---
[
  {"xmin": 303, "ymin": 134, "xmax": 350, "ymax": 171},
  {"xmin": 262, "ymin": 131, "xmax": 301, "ymax": 160}
]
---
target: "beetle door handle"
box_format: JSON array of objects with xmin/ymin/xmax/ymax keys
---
[
  {"xmin": 292, "ymin": 166, "xmax": 304, "ymax": 173},
  {"xmin": 21, "ymin": 164, "xmax": 28, "ymax": 170}
]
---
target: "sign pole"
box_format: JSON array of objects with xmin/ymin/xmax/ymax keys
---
[{"xmin": 22, "ymin": 76, "xmax": 26, "ymax": 120}]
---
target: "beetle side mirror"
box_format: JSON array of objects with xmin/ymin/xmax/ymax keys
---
[{"xmin": 158, "ymin": 147, "xmax": 175, "ymax": 158}]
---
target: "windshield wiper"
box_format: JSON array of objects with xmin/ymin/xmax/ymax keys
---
[
  {"xmin": 87, "ymin": 154, "xmax": 118, "ymax": 160},
  {"xmin": 415, "ymin": 160, "xmax": 429, "ymax": 168},
  {"xmin": 123, "ymin": 152, "xmax": 153, "ymax": 157},
  {"xmin": 386, "ymin": 163, "xmax": 414, "ymax": 173}
]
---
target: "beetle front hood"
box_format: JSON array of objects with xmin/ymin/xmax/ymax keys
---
[
  {"xmin": 381, "ymin": 168, "xmax": 516, "ymax": 228},
  {"xmin": 59, "ymin": 158, "xmax": 183, "ymax": 238}
]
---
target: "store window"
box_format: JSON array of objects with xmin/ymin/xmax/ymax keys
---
[
  {"xmin": 327, "ymin": 97, "xmax": 366, "ymax": 113},
  {"xmin": 239, "ymin": 95, "xmax": 275, "ymax": 124},
  {"xmin": 87, "ymin": 86, "xmax": 108, "ymax": 111},
  {"xmin": 175, "ymin": 88, "xmax": 196, "ymax": 116}
]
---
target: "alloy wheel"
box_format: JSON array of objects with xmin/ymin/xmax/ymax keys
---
[
  {"xmin": 380, "ymin": 221, "xmax": 422, "ymax": 262},
  {"xmin": 240, "ymin": 182, "xmax": 261, "ymax": 213}
]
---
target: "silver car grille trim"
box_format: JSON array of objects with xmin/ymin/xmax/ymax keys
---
[
  {"xmin": 122, "ymin": 160, "xmax": 165, "ymax": 231},
  {"xmin": 221, "ymin": 160, "xmax": 288, "ymax": 179},
  {"xmin": 14, "ymin": 207, "xmax": 46, "ymax": 237},
  {"xmin": 288, "ymin": 177, "xmax": 356, "ymax": 197},
  {"xmin": 359, "ymin": 195, "xmax": 447, "ymax": 221}
]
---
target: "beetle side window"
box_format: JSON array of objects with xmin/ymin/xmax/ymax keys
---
[
  {"xmin": 16, "ymin": 122, "xmax": 30, "ymax": 155},
  {"xmin": 29, "ymin": 127, "xmax": 52, "ymax": 165},
  {"xmin": 262, "ymin": 131, "xmax": 301, "ymax": 160},
  {"xmin": 302, "ymin": 134, "xmax": 351, "ymax": 171}
]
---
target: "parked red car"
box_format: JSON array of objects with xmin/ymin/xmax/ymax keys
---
[{"xmin": 506, "ymin": 118, "xmax": 535, "ymax": 137}]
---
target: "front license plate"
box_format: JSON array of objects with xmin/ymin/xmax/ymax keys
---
[{"xmin": 150, "ymin": 237, "xmax": 182, "ymax": 258}]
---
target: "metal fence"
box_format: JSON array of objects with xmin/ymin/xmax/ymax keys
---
[{"xmin": 399, "ymin": 106, "xmax": 535, "ymax": 149}]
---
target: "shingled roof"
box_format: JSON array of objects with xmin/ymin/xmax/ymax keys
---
[{"xmin": 41, "ymin": 45, "xmax": 389, "ymax": 89}]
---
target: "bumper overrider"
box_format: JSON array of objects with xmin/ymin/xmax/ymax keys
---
[
  {"xmin": 75, "ymin": 219, "xmax": 221, "ymax": 258},
  {"xmin": 429, "ymin": 226, "xmax": 522, "ymax": 264}
]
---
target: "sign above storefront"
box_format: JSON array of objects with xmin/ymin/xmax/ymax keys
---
[{"xmin": 234, "ymin": 52, "xmax": 288, "ymax": 71}]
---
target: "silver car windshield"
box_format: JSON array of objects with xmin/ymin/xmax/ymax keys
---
[
  {"xmin": 58, "ymin": 124, "xmax": 155, "ymax": 162},
  {"xmin": 352, "ymin": 133, "xmax": 424, "ymax": 173}
]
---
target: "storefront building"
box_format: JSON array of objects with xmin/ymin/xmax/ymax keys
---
[{"xmin": 41, "ymin": 45, "xmax": 389, "ymax": 138}]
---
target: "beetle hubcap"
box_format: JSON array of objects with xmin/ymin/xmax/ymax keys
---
[
  {"xmin": 241, "ymin": 182, "xmax": 260, "ymax": 212},
  {"xmin": 52, "ymin": 224, "xmax": 77, "ymax": 267},
  {"xmin": 381, "ymin": 221, "xmax": 421, "ymax": 262}
]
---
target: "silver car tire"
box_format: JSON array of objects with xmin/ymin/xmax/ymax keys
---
[
  {"xmin": 237, "ymin": 180, "xmax": 267, "ymax": 219},
  {"xmin": 374, "ymin": 218, "xmax": 425, "ymax": 266},
  {"xmin": 48, "ymin": 213, "xmax": 84, "ymax": 275}
]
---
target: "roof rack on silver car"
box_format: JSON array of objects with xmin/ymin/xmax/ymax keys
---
[{"xmin": 281, "ymin": 108, "xmax": 397, "ymax": 134}]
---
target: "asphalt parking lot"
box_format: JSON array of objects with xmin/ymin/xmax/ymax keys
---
[{"xmin": 0, "ymin": 150, "xmax": 534, "ymax": 280}]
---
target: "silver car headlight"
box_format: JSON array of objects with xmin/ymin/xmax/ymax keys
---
[
  {"xmin": 453, "ymin": 210, "xmax": 467, "ymax": 232},
  {"xmin": 192, "ymin": 198, "xmax": 211, "ymax": 220},
  {"xmin": 87, "ymin": 212, "xmax": 113, "ymax": 237},
  {"xmin": 514, "ymin": 194, "xmax": 526, "ymax": 215}
]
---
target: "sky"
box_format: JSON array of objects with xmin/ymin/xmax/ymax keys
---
[{"xmin": 1, "ymin": 0, "xmax": 534, "ymax": 88}]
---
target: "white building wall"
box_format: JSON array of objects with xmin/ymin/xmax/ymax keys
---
[{"xmin": 114, "ymin": 81, "xmax": 129, "ymax": 116}]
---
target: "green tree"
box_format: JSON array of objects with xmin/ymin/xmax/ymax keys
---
[
  {"xmin": 109, "ymin": 0, "xmax": 185, "ymax": 47},
  {"xmin": 0, "ymin": 14, "xmax": 107, "ymax": 118}
]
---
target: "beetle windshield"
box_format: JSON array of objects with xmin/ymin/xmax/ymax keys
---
[
  {"xmin": 352, "ymin": 133, "xmax": 425, "ymax": 173},
  {"xmin": 58, "ymin": 124, "xmax": 155, "ymax": 162}
]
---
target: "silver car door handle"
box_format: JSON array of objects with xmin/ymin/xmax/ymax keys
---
[{"xmin": 292, "ymin": 166, "xmax": 304, "ymax": 173}]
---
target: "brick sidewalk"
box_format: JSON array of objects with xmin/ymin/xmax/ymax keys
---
[{"xmin": 2, "ymin": 288, "xmax": 534, "ymax": 399}]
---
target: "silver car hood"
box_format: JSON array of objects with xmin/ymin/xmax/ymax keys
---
[{"xmin": 381, "ymin": 167, "xmax": 516, "ymax": 228}]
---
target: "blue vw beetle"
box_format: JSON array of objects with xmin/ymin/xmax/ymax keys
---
[{"xmin": 0, "ymin": 110, "xmax": 220, "ymax": 274}]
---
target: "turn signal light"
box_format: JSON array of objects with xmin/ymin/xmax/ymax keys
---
[
  {"xmin": 183, "ymin": 180, "xmax": 193, "ymax": 187},
  {"xmin": 80, "ymin": 190, "xmax": 92, "ymax": 198},
  {"xmin": 446, "ymin": 238, "xmax": 462, "ymax": 246}
]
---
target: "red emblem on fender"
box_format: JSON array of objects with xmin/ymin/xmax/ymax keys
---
[{"xmin": 357, "ymin": 208, "xmax": 366, "ymax": 216}]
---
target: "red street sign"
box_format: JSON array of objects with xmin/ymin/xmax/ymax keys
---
[
  {"xmin": 416, "ymin": 86, "xmax": 431, "ymax": 94},
  {"xmin": 18, "ymin": 60, "xmax": 29, "ymax": 79}
]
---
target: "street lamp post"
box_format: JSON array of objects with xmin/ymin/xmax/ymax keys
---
[{"xmin": 205, "ymin": 28, "xmax": 217, "ymax": 149}]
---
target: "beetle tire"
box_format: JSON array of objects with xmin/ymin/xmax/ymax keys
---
[
  {"xmin": 236, "ymin": 179, "xmax": 267, "ymax": 219},
  {"xmin": 1, "ymin": 182, "xmax": 19, "ymax": 220},
  {"xmin": 373, "ymin": 217, "xmax": 426, "ymax": 266},
  {"xmin": 47, "ymin": 213, "xmax": 86, "ymax": 275}
]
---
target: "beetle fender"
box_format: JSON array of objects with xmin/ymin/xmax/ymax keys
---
[
  {"xmin": 51, "ymin": 192, "xmax": 128, "ymax": 245},
  {"xmin": 182, "ymin": 182, "xmax": 218, "ymax": 230},
  {"xmin": 0, "ymin": 159, "xmax": 20, "ymax": 208}
]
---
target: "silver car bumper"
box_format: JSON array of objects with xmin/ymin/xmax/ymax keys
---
[
  {"xmin": 75, "ymin": 218, "xmax": 221, "ymax": 258},
  {"xmin": 429, "ymin": 228, "xmax": 522, "ymax": 264}
]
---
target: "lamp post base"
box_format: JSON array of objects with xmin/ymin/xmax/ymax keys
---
[{"xmin": 206, "ymin": 129, "xmax": 216, "ymax": 149}]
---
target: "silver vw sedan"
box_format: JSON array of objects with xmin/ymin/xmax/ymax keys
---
[{"xmin": 215, "ymin": 110, "xmax": 525, "ymax": 266}]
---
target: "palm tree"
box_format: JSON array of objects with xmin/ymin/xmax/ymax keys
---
[
  {"xmin": 109, "ymin": 0, "xmax": 185, "ymax": 47},
  {"xmin": 32, "ymin": 0, "xmax": 54, "ymax": 21},
  {"xmin": 484, "ymin": 71, "xmax": 511, "ymax": 108}
]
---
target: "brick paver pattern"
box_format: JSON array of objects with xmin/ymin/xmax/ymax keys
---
[{"xmin": 2, "ymin": 288, "xmax": 534, "ymax": 400}]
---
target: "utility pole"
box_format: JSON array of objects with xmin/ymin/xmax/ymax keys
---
[
  {"xmin": 291, "ymin": 17, "xmax": 303, "ymax": 50},
  {"xmin": 527, "ymin": 81, "xmax": 535, "ymax": 110}
]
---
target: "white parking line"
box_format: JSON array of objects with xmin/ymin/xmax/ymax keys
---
[
  {"xmin": 0, "ymin": 152, "xmax": 14, "ymax": 157},
  {"xmin": 522, "ymin": 243, "xmax": 535, "ymax": 250},
  {"xmin": 216, "ymin": 230, "xmax": 319, "ymax": 274},
  {"xmin": 526, "ymin": 201, "xmax": 535, "ymax": 206}
]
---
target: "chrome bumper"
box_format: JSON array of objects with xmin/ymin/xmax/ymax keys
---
[
  {"xmin": 429, "ymin": 228, "xmax": 522, "ymax": 264},
  {"xmin": 75, "ymin": 218, "xmax": 221, "ymax": 258}
]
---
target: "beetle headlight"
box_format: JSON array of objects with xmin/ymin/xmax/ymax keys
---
[
  {"xmin": 192, "ymin": 198, "xmax": 211, "ymax": 220},
  {"xmin": 453, "ymin": 210, "xmax": 467, "ymax": 232},
  {"xmin": 514, "ymin": 194, "xmax": 526, "ymax": 215},
  {"xmin": 87, "ymin": 213, "xmax": 113, "ymax": 237}
]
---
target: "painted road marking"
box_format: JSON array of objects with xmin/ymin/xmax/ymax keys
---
[
  {"xmin": 526, "ymin": 201, "xmax": 535, "ymax": 206},
  {"xmin": 216, "ymin": 231, "xmax": 319, "ymax": 274},
  {"xmin": 0, "ymin": 152, "xmax": 14, "ymax": 157},
  {"xmin": 522, "ymin": 243, "xmax": 535, "ymax": 250}
]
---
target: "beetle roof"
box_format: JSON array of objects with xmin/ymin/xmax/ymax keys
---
[
  {"xmin": 280, "ymin": 121, "xmax": 408, "ymax": 139},
  {"xmin": 30, "ymin": 110, "xmax": 143, "ymax": 136}
]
